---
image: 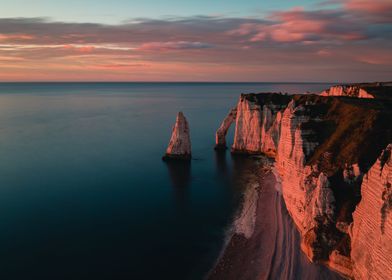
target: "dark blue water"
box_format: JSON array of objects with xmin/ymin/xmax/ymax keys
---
[{"xmin": 0, "ymin": 82, "xmax": 332, "ymax": 280}]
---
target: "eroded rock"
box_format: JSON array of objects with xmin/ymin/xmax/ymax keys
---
[
  {"xmin": 162, "ymin": 112, "xmax": 191, "ymax": 160},
  {"xmin": 215, "ymin": 107, "xmax": 237, "ymax": 150},
  {"xmin": 231, "ymin": 93, "xmax": 291, "ymax": 155},
  {"xmin": 350, "ymin": 144, "xmax": 392, "ymax": 280},
  {"xmin": 320, "ymin": 85, "xmax": 375, "ymax": 98},
  {"xmin": 320, "ymin": 82, "xmax": 392, "ymax": 100}
]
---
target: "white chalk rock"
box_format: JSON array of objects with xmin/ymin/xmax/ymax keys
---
[
  {"xmin": 215, "ymin": 107, "xmax": 237, "ymax": 149},
  {"xmin": 163, "ymin": 112, "xmax": 191, "ymax": 160},
  {"xmin": 320, "ymin": 85, "xmax": 374, "ymax": 98},
  {"xmin": 350, "ymin": 144, "xmax": 392, "ymax": 280}
]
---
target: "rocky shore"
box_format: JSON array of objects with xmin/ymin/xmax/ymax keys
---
[{"xmin": 208, "ymin": 160, "xmax": 343, "ymax": 280}]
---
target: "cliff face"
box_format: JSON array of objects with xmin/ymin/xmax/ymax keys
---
[
  {"xmin": 163, "ymin": 112, "xmax": 191, "ymax": 160},
  {"xmin": 273, "ymin": 98, "xmax": 341, "ymax": 274},
  {"xmin": 320, "ymin": 85, "xmax": 374, "ymax": 98},
  {"xmin": 223, "ymin": 86, "xmax": 392, "ymax": 278},
  {"xmin": 232, "ymin": 93, "xmax": 291, "ymax": 156},
  {"xmin": 350, "ymin": 145, "xmax": 392, "ymax": 280},
  {"xmin": 276, "ymin": 95, "xmax": 392, "ymax": 276},
  {"xmin": 320, "ymin": 82, "xmax": 392, "ymax": 100},
  {"xmin": 232, "ymin": 94, "xmax": 263, "ymax": 153}
]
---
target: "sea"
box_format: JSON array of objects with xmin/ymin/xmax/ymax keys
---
[{"xmin": 0, "ymin": 82, "xmax": 332, "ymax": 279}]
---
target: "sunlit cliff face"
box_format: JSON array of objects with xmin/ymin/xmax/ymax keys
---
[{"xmin": 0, "ymin": 0, "xmax": 391, "ymax": 81}]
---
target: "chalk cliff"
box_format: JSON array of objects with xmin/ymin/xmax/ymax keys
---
[
  {"xmin": 162, "ymin": 112, "xmax": 191, "ymax": 160},
  {"xmin": 350, "ymin": 144, "xmax": 392, "ymax": 280},
  {"xmin": 219, "ymin": 84, "xmax": 392, "ymax": 278},
  {"xmin": 275, "ymin": 94, "xmax": 391, "ymax": 277},
  {"xmin": 320, "ymin": 85, "xmax": 374, "ymax": 98},
  {"xmin": 231, "ymin": 93, "xmax": 291, "ymax": 156},
  {"xmin": 320, "ymin": 82, "xmax": 392, "ymax": 99}
]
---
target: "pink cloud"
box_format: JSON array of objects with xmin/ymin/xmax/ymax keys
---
[
  {"xmin": 138, "ymin": 41, "xmax": 213, "ymax": 51},
  {"xmin": 0, "ymin": 33, "xmax": 34, "ymax": 41},
  {"xmin": 345, "ymin": 0, "xmax": 392, "ymax": 13},
  {"xmin": 92, "ymin": 63, "xmax": 148, "ymax": 70},
  {"xmin": 249, "ymin": 31, "xmax": 267, "ymax": 42},
  {"xmin": 63, "ymin": 44, "xmax": 95, "ymax": 53},
  {"xmin": 227, "ymin": 23, "xmax": 264, "ymax": 36},
  {"xmin": 231, "ymin": 8, "xmax": 369, "ymax": 43},
  {"xmin": 316, "ymin": 49, "xmax": 332, "ymax": 56},
  {"xmin": 269, "ymin": 29, "xmax": 306, "ymax": 42},
  {"xmin": 344, "ymin": 0, "xmax": 392, "ymax": 22},
  {"xmin": 356, "ymin": 54, "xmax": 392, "ymax": 65},
  {"xmin": 0, "ymin": 11, "xmax": 390, "ymax": 82}
]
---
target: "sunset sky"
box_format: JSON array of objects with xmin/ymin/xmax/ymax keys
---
[{"xmin": 0, "ymin": 0, "xmax": 391, "ymax": 82}]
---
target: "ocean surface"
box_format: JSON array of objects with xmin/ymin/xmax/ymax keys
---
[{"xmin": 0, "ymin": 82, "xmax": 332, "ymax": 280}]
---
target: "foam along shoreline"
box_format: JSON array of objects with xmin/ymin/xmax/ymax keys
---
[{"xmin": 208, "ymin": 160, "xmax": 344, "ymax": 280}]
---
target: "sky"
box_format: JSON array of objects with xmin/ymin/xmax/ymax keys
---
[{"xmin": 0, "ymin": 0, "xmax": 391, "ymax": 82}]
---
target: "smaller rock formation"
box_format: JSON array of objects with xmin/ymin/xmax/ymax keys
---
[
  {"xmin": 215, "ymin": 107, "xmax": 237, "ymax": 150},
  {"xmin": 320, "ymin": 82, "xmax": 392, "ymax": 99},
  {"xmin": 320, "ymin": 85, "xmax": 374, "ymax": 98},
  {"xmin": 162, "ymin": 112, "xmax": 191, "ymax": 161}
]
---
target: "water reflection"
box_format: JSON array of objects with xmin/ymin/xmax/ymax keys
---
[
  {"xmin": 164, "ymin": 160, "xmax": 191, "ymax": 208},
  {"xmin": 214, "ymin": 150, "xmax": 261, "ymax": 207},
  {"xmin": 214, "ymin": 150, "xmax": 229, "ymax": 178},
  {"xmin": 214, "ymin": 149, "xmax": 262, "ymax": 194},
  {"xmin": 230, "ymin": 154, "xmax": 260, "ymax": 193}
]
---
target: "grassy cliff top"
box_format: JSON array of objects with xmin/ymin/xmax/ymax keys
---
[
  {"xmin": 245, "ymin": 92, "xmax": 391, "ymax": 224},
  {"xmin": 291, "ymin": 94, "xmax": 392, "ymax": 173},
  {"xmin": 240, "ymin": 92, "xmax": 292, "ymax": 106},
  {"xmin": 293, "ymin": 93, "xmax": 392, "ymax": 224},
  {"xmin": 241, "ymin": 91, "xmax": 392, "ymax": 173}
]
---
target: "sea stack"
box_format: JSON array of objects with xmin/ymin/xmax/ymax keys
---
[{"xmin": 162, "ymin": 112, "xmax": 192, "ymax": 160}]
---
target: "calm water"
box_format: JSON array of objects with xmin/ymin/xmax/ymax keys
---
[{"xmin": 0, "ymin": 82, "xmax": 332, "ymax": 280}]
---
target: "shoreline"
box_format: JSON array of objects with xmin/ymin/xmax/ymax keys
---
[{"xmin": 207, "ymin": 161, "xmax": 343, "ymax": 280}]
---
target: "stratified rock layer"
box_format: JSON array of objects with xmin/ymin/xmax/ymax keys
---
[
  {"xmin": 350, "ymin": 144, "xmax": 392, "ymax": 280},
  {"xmin": 275, "ymin": 95, "xmax": 391, "ymax": 276},
  {"xmin": 162, "ymin": 112, "xmax": 191, "ymax": 160},
  {"xmin": 320, "ymin": 82, "xmax": 392, "ymax": 100},
  {"xmin": 275, "ymin": 97, "xmax": 341, "ymax": 265},
  {"xmin": 232, "ymin": 93, "xmax": 291, "ymax": 156},
  {"xmin": 219, "ymin": 84, "xmax": 392, "ymax": 278},
  {"xmin": 320, "ymin": 85, "xmax": 374, "ymax": 98}
]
